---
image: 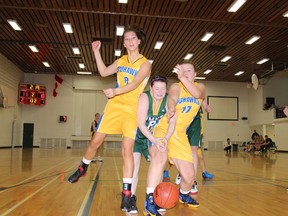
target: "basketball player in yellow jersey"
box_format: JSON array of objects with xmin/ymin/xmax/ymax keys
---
[
  {"xmin": 68, "ymin": 28, "xmax": 151, "ymax": 213},
  {"xmin": 166, "ymin": 62, "xmax": 206, "ymax": 208}
]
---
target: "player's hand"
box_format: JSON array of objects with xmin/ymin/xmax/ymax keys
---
[
  {"xmin": 172, "ymin": 64, "xmax": 184, "ymax": 80},
  {"xmin": 154, "ymin": 138, "xmax": 167, "ymax": 152},
  {"xmin": 92, "ymin": 41, "xmax": 101, "ymax": 52},
  {"xmin": 103, "ymin": 88, "xmax": 116, "ymax": 98}
]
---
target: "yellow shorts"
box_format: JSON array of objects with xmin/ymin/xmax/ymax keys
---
[
  {"xmin": 97, "ymin": 98, "xmax": 137, "ymax": 139},
  {"xmin": 168, "ymin": 131, "xmax": 193, "ymax": 163}
]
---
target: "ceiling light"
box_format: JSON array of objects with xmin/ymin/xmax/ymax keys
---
[
  {"xmin": 184, "ymin": 53, "xmax": 193, "ymax": 60},
  {"xmin": 257, "ymin": 58, "xmax": 269, "ymax": 64},
  {"xmin": 245, "ymin": 36, "xmax": 260, "ymax": 45},
  {"xmin": 204, "ymin": 69, "xmax": 212, "ymax": 74},
  {"xmin": 228, "ymin": 0, "xmax": 247, "ymax": 12},
  {"xmin": 43, "ymin": 62, "xmax": 50, "ymax": 67},
  {"xmin": 116, "ymin": 26, "xmax": 125, "ymax": 36},
  {"xmin": 283, "ymin": 11, "xmax": 288, "ymax": 17},
  {"xmin": 118, "ymin": 0, "xmax": 128, "ymax": 3},
  {"xmin": 149, "ymin": 60, "xmax": 154, "ymax": 64},
  {"xmin": 63, "ymin": 23, "xmax": 73, "ymax": 33},
  {"xmin": 72, "ymin": 47, "xmax": 80, "ymax": 55},
  {"xmin": 28, "ymin": 45, "xmax": 39, "ymax": 52},
  {"xmin": 195, "ymin": 77, "xmax": 206, "ymax": 80},
  {"xmin": 79, "ymin": 63, "xmax": 85, "ymax": 69},
  {"xmin": 154, "ymin": 41, "xmax": 164, "ymax": 49},
  {"xmin": 7, "ymin": 20, "xmax": 22, "ymax": 31},
  {"xmin": 220, "ymin": 56, "xmax": 232, "ymax": 62},
  {"xmin": 235, "ymin": 71, "xmax": 244, "ymax": 76},
  {"xmin": 201, "ymin": 32, "xmax": 214, "ymax": 42},
  {"xmin": 115, "ymin": 49, "xmax": 121, "ymax": 57},
  {"xmin": 77, "ymin": 71, "xmax": 92, "ymax": 75}
]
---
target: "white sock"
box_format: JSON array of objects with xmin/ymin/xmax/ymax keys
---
[
  {"xmin": 123, "ymin": 178, "xmax": 132, "ymax": 184},
  {"xmin": 82, "ymin": 157, "xmax": 91, "ymax": 165},
  {"xmin": 146, "ymin": 187, "xmax": 155, "ymax": 194},
  {"xmin": 180, "ymin": 188, "xmax": 190, "ymax": 194}
]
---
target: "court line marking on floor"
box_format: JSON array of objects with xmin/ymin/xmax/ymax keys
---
[
  {"xmin": 0, "ymin": 168, "xmax": 70, "ymax": 216},
  {"xmin": 113, "ymin": 155, "xmax": 122, "ymax": 190},
  {"xmin": 77, "ymin": 162, "xmax": 103, "ymax": 216},
  {"xmin": 0, "ymin": 158, "xmax": 73, "ymax": 194}
]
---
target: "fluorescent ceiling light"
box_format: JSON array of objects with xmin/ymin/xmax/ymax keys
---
[
  {"xmin": 204, "ymin": 69, "xmax": 212, "ymax": 74},
  {"xmin": 201, "ymin": 32, "xmax": 214, "ymax": 42},
  {"xmin": 63, "ymin": 23, "xmax": 73, "ymax": 33},
  {"xmin": 154, "ymin": 41, "xmax": 164, "ymax": 49},
  {"xmin": 195, "ymin": 77, "xmax": 206, "ymax": 80},
  {"xmin": 221, "ymin": 56, "xmax": 232, "ymax": 62},
  {"xmin": 115, "ymin": 49, "xmax": 121, "ymax": 57},
  {"xmin": 79, "ymin": 63, "xmax": 85, "ymax": 69},
  {"xmin": 28, "ymin": 45, "xmax": 39, "ymax": 52},
  {"xmin": 77, "ymin": 71, "xmax": 92, "ymax": 75},
  {"xmin": 42, "ymin": 62, "xmax": 50, "ymax": 67},
  {"xmin": 235, "ymin": 71, "xmax": 244, "ymax": 76},
  {"xmin": 118, "ymin": 0, "xmax": 128, "ymax": 3},
  {"xmin": 116, "ymin": 26, "xmax": 125, "ymax": 36},
  {"xmin": 72, "ymin": 47, "xmax": 80, "ymax": 55},
  {"xmin": 228, "ymin": 0, "xmax": 247, "ymax": 12},
  {"xmin": 283, "ymin": 11, "xmax": 288, "ymax": 17},
  {"xmin": 7, "ymin": 20, "xmax": 22, "ymax": 31},
  {"xmin": 257, "ymin": 58, "xmax": 269, "ymax": 64},
  {"xmin": 184, "ymin": 53, "xmax": 193, "ymax": 60},
  {"xmin": 149, "ymin": 60, "xmax": 154, "ymax": 64},
  {"xmin": 245, "ymin": 36, "xmax": 260, "ymax": 44}
]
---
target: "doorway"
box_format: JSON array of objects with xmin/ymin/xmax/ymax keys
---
[{"xmin": 23, "ymin": 123, "xmax": 34, "ymax": 148}]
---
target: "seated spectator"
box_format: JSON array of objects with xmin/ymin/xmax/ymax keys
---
[
  {"xmin": 224, "ymin": 138, "xmax": 232, "ymax": 153},
  {"xmin": 260, "ymin": 135, "xmax": 273, "ymax": 152},
  {"xmin": 251, "ymin": 130, "xmax": 259, "ymax": 142}
]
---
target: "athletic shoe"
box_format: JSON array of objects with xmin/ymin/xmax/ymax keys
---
[
  {"xmin": 162, "ymin": 170, "xmax": 170, "ymax": 182},
  {"xmin": 190, "ymin": 181, "xmax": 198, "ymax": 195},
  {"xmin": 97, "ymin": 156, "xmax": 103, "ymax": 162},
  {"xmin": 129, "ymin": 194, "xmax": 138, "ymax": 213},
  {"xmin": 175, "ymin": 174, "xmax": 181, "ymax": 185},
  {"xmin": 120, "ymin": 193, "xmax": 132, "ymax": 212},
  {"xmin": 143, "ymin": 193, "xmax": 161, "ymax": 216},
  {"xmin": 156, "ymin": 205, "xmax": 166, "ymax": 212},
  {"xmin": 68, "ymin": 162, "xmax": 87, "ymax": 183},
  {"xmin": 202, "ymin": 171, "xmax": 214, "ymax": 179},
  {"xmin": 179, "ymin": 192, "xmax": 199, "ymax": 208}
]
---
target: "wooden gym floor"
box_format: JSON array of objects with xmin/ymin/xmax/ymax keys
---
[{"xmin": 0, "ymin": 143, "xmax": 287, "ymax": 216}]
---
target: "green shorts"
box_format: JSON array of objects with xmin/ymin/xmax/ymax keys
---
[
  {"xmin": 187, "ymin": 117, "xmax": 201, "ymax": 147},
  {"xmin": 133, "ymin": 136, "xmax": 149, "ymax": 160}
]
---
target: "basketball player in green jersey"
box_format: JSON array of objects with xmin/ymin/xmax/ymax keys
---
[
  {"xmin": 68, "ymin": 28, "xmax": 151, "ymax": 213},
  {"xmin": 131, "ymin": 75, "xmax": 175, "ymax": 214}
]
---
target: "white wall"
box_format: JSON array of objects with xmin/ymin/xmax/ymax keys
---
[
  {"xmin": 0, "ymin": 54, "xmax": 23, "ymax": 147},
  {"xmin": 1, "ymin": 56, "xmax": 287, "ymax": 150}
]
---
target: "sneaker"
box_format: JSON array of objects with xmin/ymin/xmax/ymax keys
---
[
  {"xmin": 190, "ymin": 181, "xmax": 198, "ymax": 195},
  {"xmin": 129, "ymin": 195, "xmax": 138, "ymax": 213},
  {"xmin": 97, "ymin": 156, "xmax": 103, "ymax": 162},
  {"xmin": 179, "ymin": 192, "xmax": 199, "ymax": 208},
  {"xmin": 175, "ymin": 174, "xmax": 181, "ymax": 185},
  {"xmin": 120, "ymin": 193, "xmax": 132, "ymax": 212},
  {"xmin": 143, "ymin": 193, "xmax": 161, "ymax": 216},
  {"xmin": 202, "ymin": 171, "xmax": 214, "ymax": 179},
  {"xmin": 156, "ymin": 205, "xmax": 166, "ymax": 212},
  {"xmin": 68, "ymin": 162, "xmax": 87, "ymax": 183},
  {"xmin": 162, "ymin": 170, "xmax": 170, "ymax": 182}
]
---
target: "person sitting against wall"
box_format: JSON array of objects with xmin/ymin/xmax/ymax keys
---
[
  {"xmin": 260, "ymin": 135, "xmax": 273, "ymax": 152},
  {"xmin": 284, "ymin": 106, "xmax": 288, "ymax": 117},
  {"xmin": 224, "ymin": 138, "xmax": 232, "ymax": 153}
]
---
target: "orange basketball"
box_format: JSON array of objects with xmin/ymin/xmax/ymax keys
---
[{"xmin": 153, "ymin": 182, "xmax": 179, "ymax": 209}]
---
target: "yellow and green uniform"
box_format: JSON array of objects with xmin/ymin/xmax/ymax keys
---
[
  {"xmin": 134, "ymin": 91, "xmax": 168, "ymax": 159},
  {"xmin": 168, "ymin": 82, "xmax": 202, "ymax": 163},
  {"xmin": 97, "ymin": 54, "xmax": 150, "ymax": 139}
]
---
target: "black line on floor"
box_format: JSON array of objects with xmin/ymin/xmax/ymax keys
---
[{"xmin": 83, "ymin": 161, "xmax": 103, "ymax": 216}]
